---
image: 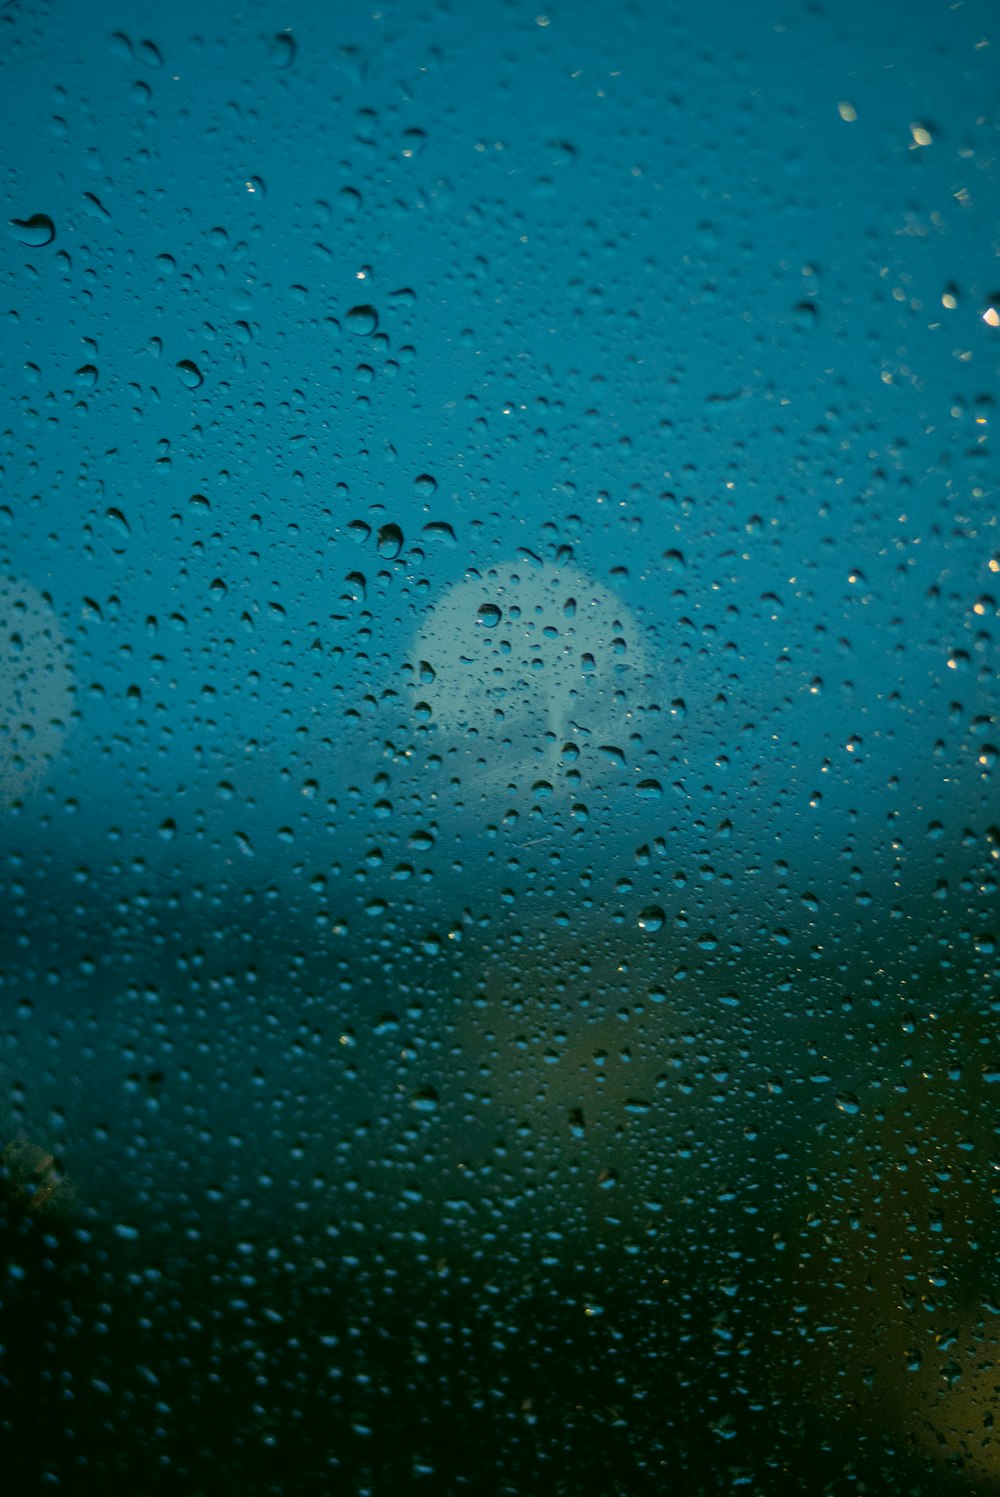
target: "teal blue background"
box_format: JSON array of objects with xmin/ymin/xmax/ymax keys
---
[{"xmin": 2, "ymin": 1, "xmax": 998, "ymax": 1491}]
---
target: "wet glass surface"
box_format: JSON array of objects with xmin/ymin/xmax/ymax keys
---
[{"xmin": 1, "ymin": 1, "xmax": 999, "ymax": 1491}]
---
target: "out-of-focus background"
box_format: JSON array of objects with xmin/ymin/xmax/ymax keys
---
[{"xmin": 1, "ymin": 0, "xmax": 998, "ymax": 1491}]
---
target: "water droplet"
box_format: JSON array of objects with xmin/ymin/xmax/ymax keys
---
[
  {"xmin": 82, "ymin": 192, "xmax": 110, "ymax": 221},
  {"xmin": 268, "ymin": 31, "xmax": 296, "ymax": 68},
  {"xmin": 175, "ymin": 359, "xmax": 203, "ymax": 389},
  {"xmin": 8, "ymin": 213, "xmax": 55, "ymax": 247},
  {"xmin": 638, "ymin": 905, "xmax": 664, "ymax": 932},
  {"xmin": 477, "ymin": 603, "xmax": 502, "ymax": 628},
  {"xmin": 401, "ymin": 127, "xmax": 427, "ymax": 158},
  {"xmin": 377, "ymin": 523, "xmax": 403, "ymax": 559},
  {"xmin": 336, "ymin": 44, "xmax": 366, "ymax": 84},
  {"xmin": 343, "ymin": 571, "xmax": 366, "ymax": 604},
  {"xmin": 346, "ymin": 304, "xmax": 378, "ymax": 336},
  {"xmin": 422, "ymin": 521, "xmax": 456, "ymax": 547},
  {"xmin": 104, "ymin": 507, "xmax": 130, "ymax": 540}
]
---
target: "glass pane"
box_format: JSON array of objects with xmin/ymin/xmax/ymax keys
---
[{"xmin": 2, "ymin": 0, "xmax": 997, "ymax": 1491}]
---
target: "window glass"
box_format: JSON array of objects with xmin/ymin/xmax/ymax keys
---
[{"xmin": 2, "ymin": 1, "xmax": 998, "ymax": 1491}]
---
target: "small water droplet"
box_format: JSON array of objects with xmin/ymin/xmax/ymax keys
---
[{"xmin": 401, "ymin": 127, "xmax": 427, "ymax": 158}]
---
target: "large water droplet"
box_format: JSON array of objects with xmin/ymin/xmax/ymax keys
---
[
  {"xmin": 9, "ymin": 214, "xmax": 55, "ymax": 247},
  {"xmin": 346, "ymin": 304, "xmax": 378, "ymax": 336},
  {"xmin": 377, "ymin": 523, "xmax": 403, "ymax": 559},
  {"xmin": 268, "ymin": 31, "xmax": 296, "ymax": 68},
  {"xmin": 175, "ymin": 359, "xmax": 204, "ymax": 389}
]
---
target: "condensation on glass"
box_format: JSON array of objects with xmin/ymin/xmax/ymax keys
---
[{"xmin": 1, "ymin": 1, "xmax": 998, "ymax": 1491}]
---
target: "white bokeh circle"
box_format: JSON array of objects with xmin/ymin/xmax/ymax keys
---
[{"xmin": 411, "ymin": 560, "xmax": 650, "ymax": 795}]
